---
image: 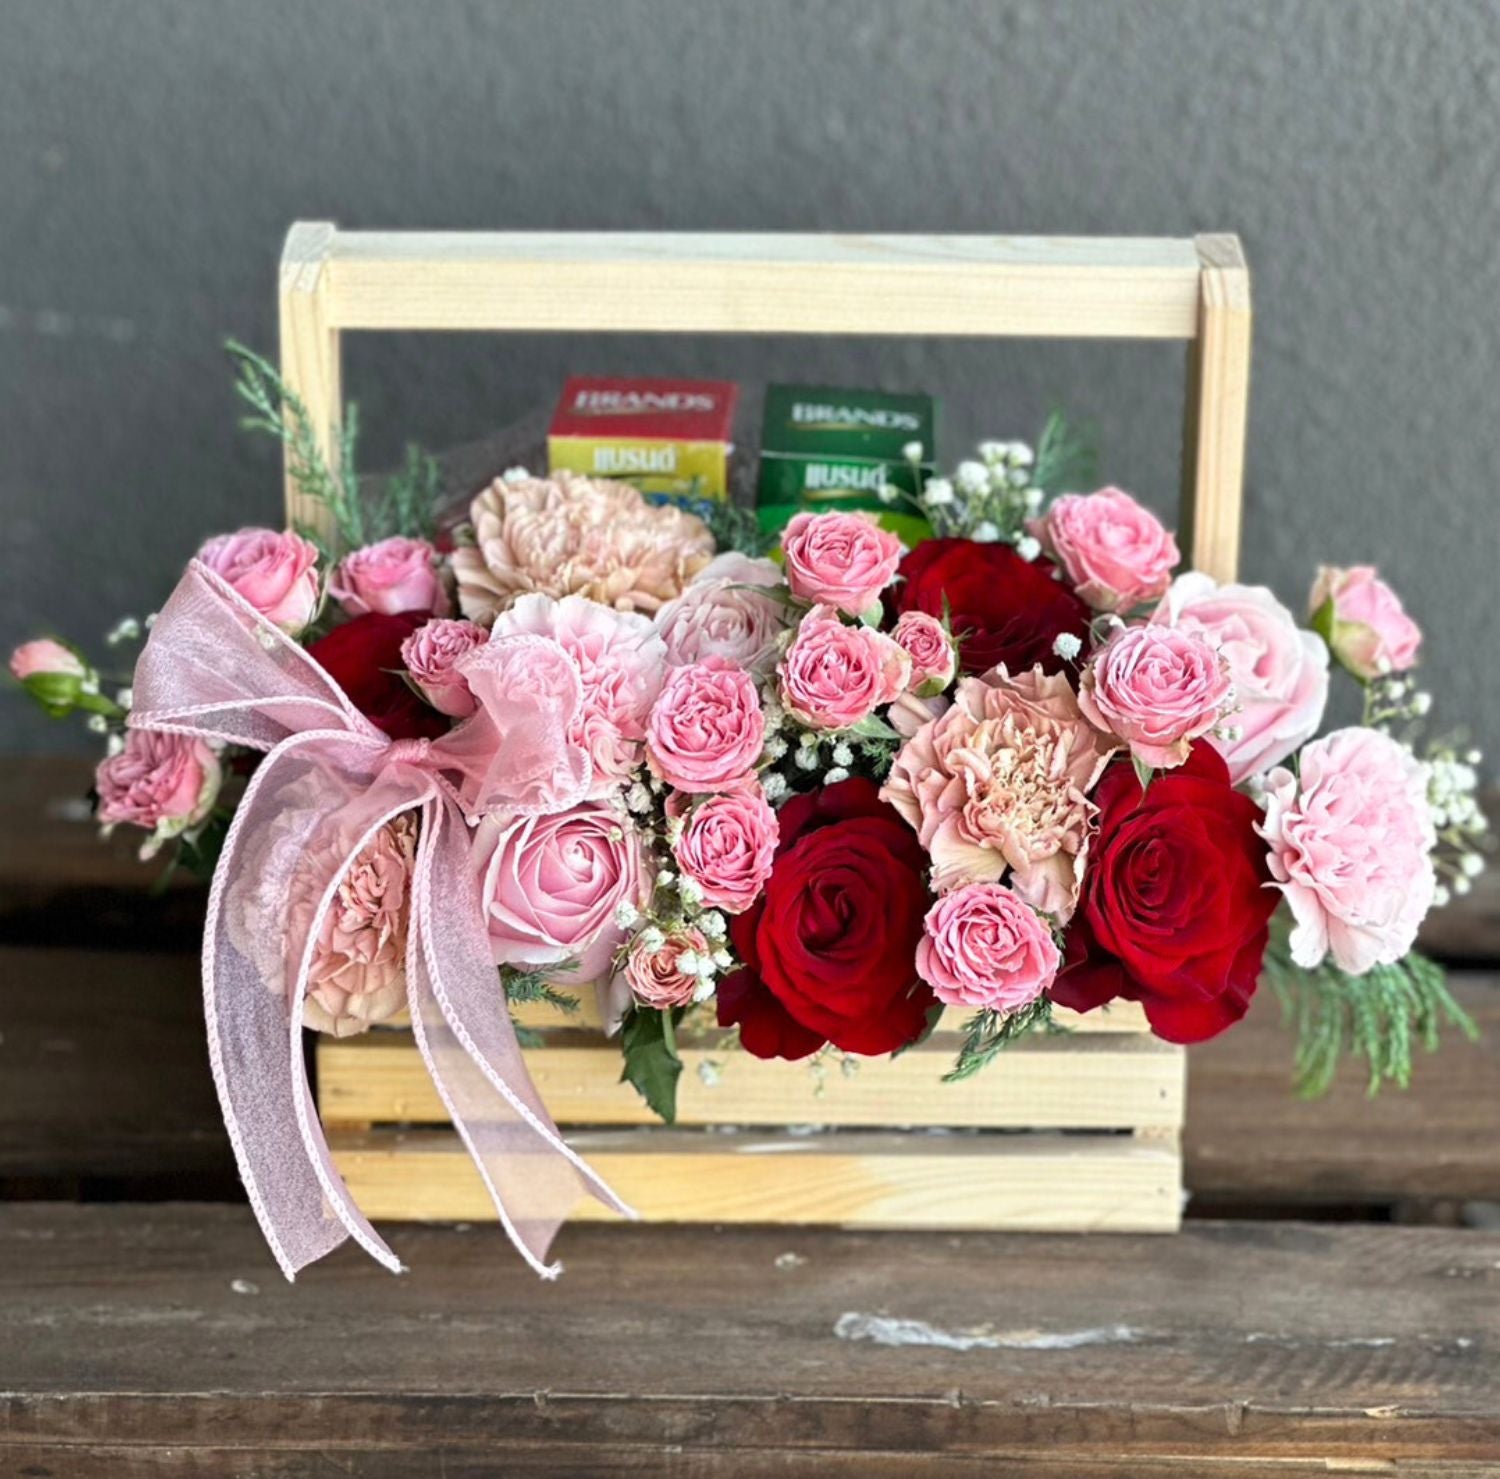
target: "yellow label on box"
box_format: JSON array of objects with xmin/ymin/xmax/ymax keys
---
[{"xmin": 548, "ymin": 436, "xmax": 729, "ymax": 503}]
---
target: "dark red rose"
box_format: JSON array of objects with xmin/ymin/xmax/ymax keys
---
[
  {"xmin": 1052, "ymin": 744, "xmax": 1276, "ymax": 1043},
  {"xmin": 891, "ymin": 538, "xmax": 1092, "ymax": 676},
  {"xmin": 307, "ymin": 611, "xmax": 449, "ymax": 742},
  {"xmin": 719, "ymin": 777, "xmax": 936, "ymax": 1060}
]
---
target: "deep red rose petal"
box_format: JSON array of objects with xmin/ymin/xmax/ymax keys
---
[
  {"xmin": 307, "ymin": 611, "xmax": 448, "ymax": 742},
  {"xmin": 715, "ymin": 965, "xmax": 826, "ymax": 1061}
]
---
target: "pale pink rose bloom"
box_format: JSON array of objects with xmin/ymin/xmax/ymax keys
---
[
  {"xmin": 917, "ymin": 882, "xmax": 1060, "ymax": 1011},
  {"xmin": 1259, "ymin": 727, "xmax": 1436, "ymax": 975},
  {"xmin": 400, "ymin": 618, "xmax": 488, "ymax": 718},
  {"xmin": 891, "ymin": 610, "xmax": 956, "ymax": 694},
  {"xmin": 1309, "ymin": 565, "xmax": 1422, "ymax": 680},
  {"xmin": 1027, "ymin": 488, "xmax": 1180, "ymax": 612},
  {"xmin": 1078, "ymin": 624, "xmax": 1232, "ymax": 770},
  {"xmin": 654, "ymin": 552, "xmax": 789, "ymax": 675},
  {"xmin": 888, "ymin": 689, "xmax": 951, "ymax": 740},
  {"xmin": 781, "ymin": 510, "xmax": 903, "ymax": 615},
  {"xmin": 622, "ymin": 927, "xmax": 709, "ymax": 1010},
  {"xmin": 778, "ymin": 605, "xmax": 911, "ymax": 732},
  {"xmin": 881, "ymin": 664, "xmax": 1118, "ymax": 915},
  {"xmin": 9, "ymin": 638, "xmax": 85, "ymax": 682},
  {"xmin": 646, "ymin": 656, "xmax": 765, "ymax": 794},
  {"xmin": 304, "ymin": 813, "xmax": 417, "ymax": 1036},
  {"xmin": 453, "ymin": 471, "xmax": 714, "ymax": 626},
  {"xmin": 197, "ymin": 527, "xmax": 321, "ymax": 635},
  {"xmin": 472, "ymin": 801, "xmax": 645, "ymax": 983},
  {"xmin": 1152, "ymin": 573, "xmax": 1329, "ymax": 784},
  {"xmin": 95, "ymin": 729, "xmax": 222, "ymax": 856},
  {"xmin": 674, "ymin": 783, "xmax": 779, "ymax": 913},
  {"xmin": 330, "ymin": 536, "xmax": 450, "ymax": 618}
]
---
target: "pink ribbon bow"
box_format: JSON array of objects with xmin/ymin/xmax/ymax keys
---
[{"xmin": 128, "ymin": 559, "xmax": 634, "ymax": 1279}]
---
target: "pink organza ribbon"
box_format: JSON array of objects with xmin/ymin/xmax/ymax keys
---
[{"xmin": 128, "ymin": 559, "xmax": 634, "ymax": 1279}]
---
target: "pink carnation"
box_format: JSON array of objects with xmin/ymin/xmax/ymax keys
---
[
  {"xmin": 646, "ymin": 657, "xmax": 765, "ymax": 794},
  {"xmin": 916, "ymin": 882, "xmax": 1060, "ymax": 1011},
  {"xmin": 197, "ymin": 527, "xmax": 321, "ymax": 635},
  {"xmin": 331, "ymin": 536, "xmax": 450, "ymax": 618},
  {"xmin": 400, "ymin": 618, "xmax": 488, "ymax": 718},
  {"xmin": 778, "ymin": 605, "xmax": 910, "ymax": 732},
  {"xmin": 1078, "ymin": 624, "xmax": 1232, "ymax": 770},
  {"xmin": 891, "ymin": 610, "xmax": 956, "ymax": 695},
  {"xmin": 781, "ymin": 511, "xmax": 903, "ymax": 616},
  {"xmin": 1259, "ymin": 727, "xmax": 1436, "ymax": 975},
  {"xmin": 1028, "ymin": 488, "xmax": 1180, "ymax": 612},
  {"xmin": 674, "ymin": 784, "xmax": 779, "ymax": 913},
  {"xmin": 9, "ymin": 638, "xmax": 85, "ymax": 682},
  {"xmin": 654, "ymin": 552, "xmax": 790, "ymax": 675},
  {"xmin": 95, "ymin": 728, "xmax": 222, "ymax": 856},
  {"xmin": 1309, "ymin": 565, "xmax": 1422, "ymax": 680}
]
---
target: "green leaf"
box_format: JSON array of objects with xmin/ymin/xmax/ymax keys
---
[
  {"xmin": 848, "ymin": 713, "xmax": 902, "ymax": 743},
  {"xmin": 619, "ymin": 1007, "xmax": 683, "ymax": 1123},
  {"xmin": 1308, "ymin": 596, "xmax": 1338, "ymax": 650},
  {"xmin": 1130, "ymin": 753, "xmax": 1154, "ymax": 794}
]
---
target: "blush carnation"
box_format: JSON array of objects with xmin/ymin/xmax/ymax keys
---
[
  {"xmin": 654, "ymin": 552, "xmax": 790, "ymax": 675},
  {"xmin": 646, "ymin": 657, "xmax": 765, "ymax": 794},
  {"xmin": 331, "ymin": 536, "xmax": 450, "ymax": 619},
  {"xmin": 1028, "ymin": 488, "xmax": 1180, "ymax": 612},
  {"xmin": 916, "ymin": 882, "xmax": 1060, "ymax": 1012},
  {"xmin": 9, "ymin": 638, "xmax": 85, "ymax": 682},
  {"xmin": 778, "ymin": 606, "xmax": 910, "ymax": 732},
  {"xmin": 400, "ymin": 618, "xmax": 488, "ymax": 718},
  {"xmin": 674, "ymin": 784, "xmax": 779, "ymax": 913},
  {"xmin": 96, "ymin": 728, "xmax": 222, "ymax": 856},
  {"xmin": 891, "ymin": 611, "xmax": 956, "ymax": 695},
  {"xmin": 623, "ymin": 927, "xmax": 709, "ymax": 1009},
  {"xmin": 781, "ymin": 510, "xmax": 903, "ymax": 616},
  {"xmin": 1309, "ymin": 565, "xmax": 1422, "ymax": 680},
  {"xmin": 197, "ymin": 527, "xmax": 320, "ymax": 635}
]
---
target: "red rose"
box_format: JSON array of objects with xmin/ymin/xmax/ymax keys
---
[
  {"xmin": 1052, "ymin": 744, "xmax": 1276, "ymax": 1043},
  {"xmin": 307, "ymin": 612, "xmax": 449, "ymax": 742},
  {"xmin": 892, "ymin": 538, "xmax": 1091, "ymax": 676},
  {"xmin": 719, "ymin": 777, "xmax": 936, "ymax": 1060}
]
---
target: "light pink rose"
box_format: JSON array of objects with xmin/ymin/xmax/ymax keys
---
[
  {"xmin": 1309, "ymin": 565, "xmax": 1422, "ymax": 680},
  {"xmin": 781, "ymin": 511, "xmax": 903, "ymax": 616},
  {"xmin": 473, "ymin": 801, "xmax": 645, "ymax": 982},
  {"xmin": 400, "ymin": 618, "xmax": 488, "ymax": 718},
  {"xmin": 9, "ymin": 638, "xmax": 85, "ymax": 682},
  {"xmin": 654, "ymin": 552, "xmax": 790, "ymax": 675},
  {"xmin": 646, "ymin": 657, "xmax": 765, "ymax": 794},
  {"xmin": 491, "ymin": 593, "xmax": 667, "ymax": 794},
  {"xmin": 1259, "ymin": 727, "xmax": 1436, "ymax": 974},
  {"xmin": 916, "ymin": 882, "xmax": 1060, "ymax": 1011},
  {"xmin": 881, "ymin": 664, "xmax": 1117, "ymax": 914},
  {"xmin": 95, "ymin": 728, "xmax": 222, "ymax": 856},
  {"xmin": 305, "ymin": 813, "xmax": 417, "ymax": 1037},
  {"xmin": 1027, "ymin": 488, "xmax": 1180, "ymax": 612},
  {"xmin": 888, "ymin": 689, "xmax": 951, "ymax": 740},
  {"xmin": 622, "ymin": 927, "xmax": 709, "ymax": 1010},
  {"xmin": 1152, "ymin": 573, "xmax": 1329, "ymax": 784},
  {"xmin": 891, "ymin": 611, "xmax": 956, "ymax": 695},
  {"xmin": 331, "ymin": 536, "xmax": 450, "ymax": 618},
  {"xmin": 1078, "ymin": 624, "xmax": 1232, "ymax": 769},
  {"xmin": 674, "ymin": 783, "xmax": 779, "ymax": 913},
  {"xmin": 778, "ymin": 605, "xmax": 911, "ymax": 732},
  {"xmin": 197, "ymin": 527, "xmax": 321, "ymax": 635}
]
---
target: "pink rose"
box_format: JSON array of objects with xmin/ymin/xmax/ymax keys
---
[
  {"xmin": 622, "ymin": 927, "xmax": 710, "ymax": 1009},
  {"xmin": 891, "ymin": 611, "xmax": 956, "ymax": 695},
  {"xmin": 1309, "ymin": 565, "xmax": 1422, "ymax": 680},
  {"xmin": 197, "ymin": 527, "xmax": 320, "ymax": 635},
  {"xmin": 400, "ymin": 618, "xmax": 487, "ymax": 718},
  {"xmin": 778, "ymin": 605, "xmax": 911, "ymax": 732},
  {"xmin": 1078, "ymin": 624, "xmax": 1231, "ymax": 769},
  {"xmin": 95, "ymin": 728, "xmax": 222, "ymax": 856},
  {"xmin": 331, "ymin": 536, "xmax": 450, "ymax": 618},
  {"xmin": 1259, "ymin": 727, "xmax": 1436, "ymax": 974},
  {"xmin": 1028, "ymin": 488, "xmax": 1180, "ymax": 612},
  {"xmin": 9, "ymin": 638, "xmax": 85, "ymax": 682},
  {"xmin": 1152, "ymin": 573, "xmax": 1329, "ymax": 783},
  {"xmin": 654, "ymin": 552, "xmax": 790, "ymax": 675},
  {"xmin": 674, "ymin": 783, "xmax": 779, "ymax": 913},
  {"xmin": 473, "ymin": 801, "xmax": 645, "ymax": 982},
  {"xmin": 646, "ymin": 657, "xmax": 765, "ymax": 794},
  {"xmin": 781, "ymin": 511, "xmax": 903, "ymax": 616},
  {"xmin": 916, "ymin": 882, "xmax": 1060, "ymax": 1012},
  {"xmin": 305, "ymin": 814, "xmax": 417, "ymax": 1036}
]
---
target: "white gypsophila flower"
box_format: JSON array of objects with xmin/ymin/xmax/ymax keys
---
[
  {"xmin": 877, "ymin": 483, "xmax": 901, "ymax": 505},
  {"xmin": 665, "ymin": 814, "xmax": 685, "ymax": 844},
  {"xmin": 625, "ymin": 781, "xmax": 652, "ymax": 813},
  {"xmin": 114, "ymin": 687, "xmax": 133, "ymax": 709},
  {"xmin": 87, "ymin": 715, "xmax": 108, "ymax": 734},
  {"xmin": 701, "ymin": 911, "xmax": 727, "ymax": 939},
  {"xmin": 656, "ymin": 868, "xmax": 676, "ymax": 888},
  {"xmin": 1052, "ymin": 631, "xmax": 1082, "ymax": 662},
  {"xmin": 921, "ymin": 478, "xmax": 955, "ymax": 508},
  {"xmin": 971, "ymin": 520, "xmax": 1001, "ymax": 543},
  {"xmin": 694, "ymin": 953, "xmax": 717, "ymax": 978},
  {"xmin": 677, "ymin": 949, "xmax": 700, "ymax": 975},
  {"xmin": 1016, "ymin": 535, "xmax": 1042, "ymax": 561},
  {"xmin": 978, "ymin": 440, "xmax": 1007, "ymax": 465},
  {"xmin": 824, "ymin": 766, "xmax": 850, "ymax": 785},
  {"xmin": 1009, "ymin": 442, "xmax": 1034, "ymax": 468},
  {"xmin": 105, "ymin": 617, "xmax": 141, "ymax": 646},
  {"xmin": 763, "ymin": 733, "xmax": 789, "ymax": 761},
  {"xmin": 954, "ymin": 461, "xmax": 989, "ymax": 496},
  {"xmin": 640, "ymin": 926, "xmax": 665, "ymax": 953},
  {"xmin": 1433, "ymin": 883, "xmax": 1451, "ymax": 908},
  {"xmin": 713, "ymin": 949, "xmax": 733, "ymax": 969},
  {"xmin": 680, "ymin": 877, "xmax": 704, "ymax": 907},
  {"xmin": 106, "ymin": 733, "xmax": 126, "ymax": 757},
  {"xmin": 1024, "ymin": 486, "xmax": 1044, "ymax": 512},
  {"xmin": 832, "ymin": 741, "xmax": 854, "ymax": 767},
  {"xmin": 692, "ymin": 978, "xmax": 716, "ymax": 1004},
  {"xmin": 501, "ymin": 465, "xmax": 531, "ymax": 483},
  {"xmin": 1461, "ymin": 852, "xmax": 1484, "ymax": 878},
  {"xmin": 762, "ymin": 773, "xmax": 789, "ymax": 800},
  {"xmin": 902, "ymin": 440, "xmax": 924, "ymax": 463},
  {"xmin": 795, "ymin": 747, "xmax": 819, "ymax": 771},
  {"xmin": 614, "ymin": 899, "xmax": 641, "ymax": 929},
  {"xmin": 1412, "ymin": 692, "xmax": 1433, "ymax": 716},
  {"xmin": 1009, "ymin": 467, "xmax": 1030, "ymax": 489}
]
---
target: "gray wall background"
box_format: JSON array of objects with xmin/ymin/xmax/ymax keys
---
[{"xmin": 3, "ymin": 0, "xmax": 1498, "ymax": 755}]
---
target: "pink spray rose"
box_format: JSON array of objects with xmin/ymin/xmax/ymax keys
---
[
  {"xmin": 916, "ymin": 882, "xmax": 1060, "ymax": 1012},
  {"xmin": 472, "ymin": 801, "xmax": 645, "ymax": 982},
  {"xmin": 95, "ymin": 728, "xmax": 222, "ymax": 855},
  {"xmin": 1258, "ymin": 727, "xmax": 1436, "ymax": 975},
  {"xmin": 331, "ymin": 536, "xmax": 450, "ymax": 618},
  {"xmin": 197, "ymin": 527, "xmax": 321, "ymax": 635},
  {"xmin": 781, "ymin": 510, "xmax": 903, "ymax": 616},
  {"xmin": 1078, "ymin": 624, "xmax": 1232, "ymax": 770},
  {"xmin": 1151, "ymin": 573, "xmax": 1329, "ymax": 784},
  {"xmin": 891, "ymin": 610, "xmax": 957, "ymax": 695},
  {"xmin": 1309, "ymin": 565, "xmax": 1422, "ymax": 680},
  {"xmin": 622, "ymin": 927, "xmax": 711, "ymax": 1010},
  {"xmin": 778, "ymin": 605, "xmax": 911, "ymax": 732},
  {"xmin": 654, "ymin": 552, "xmax": 790, "ymax": 675},
  {"xmin": 674, "ymin": 783, "xmax": 779, "ymax": 913},
  {"xmin": 400, "ymin": 618, "xmax": 488, "ymax": 718},
  {"xmin": 9, "ymin": 638, "xmax": 85, "ymax": 682},
  {"xmin": 646, "ymin": 657, "xmax": 765, "ymax": 794},
  {"xmin": 1027, "ymin": 488, "xmax": 1180, "ymax": 612}
]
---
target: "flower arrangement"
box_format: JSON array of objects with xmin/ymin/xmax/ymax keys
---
[{"xmin": 9, "ymin": 345, "xmax": 1490, "ymax": 1274}]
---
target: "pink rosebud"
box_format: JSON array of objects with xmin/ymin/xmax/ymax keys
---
[
  {"xmin": 778, "ymin": 606, "xmax": 911, "ymax": 732},
  {"xmin": 95, "ymin": 728, "xmax": 222, "ymax": 855},
  {"xmin": 646, "ymin": 657, "xmax": 765, "ymax": 794},
  {"xmin": 1259, "ymin": 727, "xmax": 1436, "ymax": 974},
  {"xmin": 9, "ymin": 638, "xmax": 85, "ymax": 683},
  {"xmin": 916, "ymin": 882, "xmax": 1060, "ymax": 1012},
  {"xmin": 654, "ymin": 552, "xmax": 790, "ymax": 674},
  {"xmin": 1028, "ymin": 488, "xmax": 1180, "ymax": 612},
  {"xmin": 331, "ymin": 536, "xmax": 450, "ymax": 618},
  {"xmin": 197, "ymin": 527, "xmax": 321, "ymax": 635},
  {"xmin": 400, "ymin": 618, "xmax": 488, "ymax": 718},
  {"xmin": 891, "ymin": 610, "xmax": 956, "ymax": 695},
  {"xmin": 674, "ymin": 783, "xmax": 779, "ymax": 913},
  {"xmin": 623, "ymin": 927, "xmax": 710, "ymax": 1009},
  {"xmin": 1309, "ymin": 565, "xmax": 1422, "ymax": 680},
  {"xmin": 781, "ymin": 511, "xmax": 904, "ymax": 616},
  {"xmin": 1078, "ymin": 624, "xmax": 1232, "ymax": 770}
]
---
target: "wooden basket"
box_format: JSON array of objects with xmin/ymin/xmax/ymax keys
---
[{"xmin": 285, "ymin": 226, "xmax": 1250, "ymax": 1233}]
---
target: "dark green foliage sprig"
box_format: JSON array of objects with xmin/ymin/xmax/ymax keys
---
[
  {"xmin": 501, "ymin": 965, "xmax": 580, "ymax": 1048},
  {"xmin": 704, "ymin": 497, "xmax": 773, "ymax": 558},
  {"xmin": 944, "ymin": 996, "xmax": 1061, "ymax": 1082},
  {"xmin": 1031, "ymin": 408, "xmax": 1099, "ymax": 495}
]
